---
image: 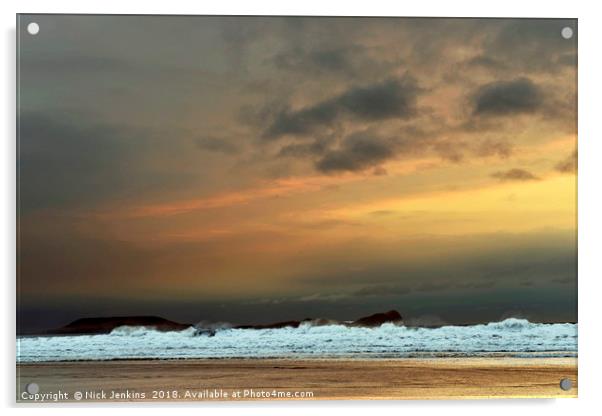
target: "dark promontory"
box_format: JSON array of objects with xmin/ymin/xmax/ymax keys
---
[
  {"xmin": 48, "ymin": 316, "xmax": 192, "ymax": 335},
  {"xmin": 348, "ymin": 310, "xmax": 403, "ymax": 327}
]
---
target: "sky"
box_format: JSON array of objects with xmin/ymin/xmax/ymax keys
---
[{"xmin": 17, "ymin": 16, "xmax": 577, "ymax": 333}]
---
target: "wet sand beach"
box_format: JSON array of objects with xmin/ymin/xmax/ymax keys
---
[{"xmin": 17, "ymin": 357, "xmax": 577, "ymax": 402}]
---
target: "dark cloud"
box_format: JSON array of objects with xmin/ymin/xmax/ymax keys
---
[
  {"xmin": 277, "ymin": 138, "xmax": 330, "ymax": 158},
  {"xmin": 555, "ymin": 150, "xmax": 577, "ymax": 174},
  {"xmin": 280, "ymin": 130, "xmax": 516, "ymax": 175},
  {"xmin": 315, "ymin": 132, "xmax": 395, "ymax": 173},
  {"xmin": 473, "ymin": 78, "xmax": 543, "ymax": 116},
  {"xmin": 264, "ymin": 76, "xmax": 420, "ymax": 138},
  {"xmin": 491, "ymin": 168, "xmax": 540, "ymax": 181},
  {"xmin": 195, "ymin": 137, "xmax": 238, "ymax": 154},
  {"xmin": 431, "ymin": 137, "xmax": 513, "ymax": 163}
]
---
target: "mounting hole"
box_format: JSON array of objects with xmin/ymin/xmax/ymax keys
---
[
  {"xmin": 561, "ymin": 27, "xmax": 573, "ymax": 40},
  {"xmin": 559, "ymin": 378, "xmax": 573, "ymax": 391},
  {"xmin": 25, "ymin": 382, "xmax": 39, "ymax": 394},
  {"xmin": 27, "ymin": 22, "xmax": 40, "ymax": 35}
]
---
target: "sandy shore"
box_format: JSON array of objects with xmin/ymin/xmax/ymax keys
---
[{"xmin": 17, "ymin": 357, "xmax": 577, "ymax": 402}]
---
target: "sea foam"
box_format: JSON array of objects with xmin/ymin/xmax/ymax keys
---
[{"xmin": 16, "ymin": 318, "xmax": 577, "ymax": 362}]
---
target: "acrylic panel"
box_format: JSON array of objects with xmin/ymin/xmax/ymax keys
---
[{"xmin": 16, "ymin": 15, "xmax": 578, "ymax": 402}]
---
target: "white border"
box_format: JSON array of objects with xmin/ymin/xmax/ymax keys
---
[
  {"xmin": 2, "ymin": 1, "xmax": 601, "ymax": 414},
  {"xmin": 1, "ymin": 0, "xmax": 586, "ymax": 17}
]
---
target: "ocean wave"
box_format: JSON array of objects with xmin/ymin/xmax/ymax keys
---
[
  {"xmin": 110, "ymin": 325, "xmax": 197, "ymax": 337},
  {"xmin": 484, "ymin": 318, "xmax": 534, "ymax": 330},
  {"xmin": 17, "ymin": 318, "xmax": 577, "ymax": 362}
]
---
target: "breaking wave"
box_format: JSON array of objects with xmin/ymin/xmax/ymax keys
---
[{"xmin": 17, "ymin": 318, "xmax": 577, "ymax": 362}]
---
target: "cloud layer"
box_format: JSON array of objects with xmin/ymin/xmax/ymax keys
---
[
  {"xmin": 473, "ymin": 78, "xmax": 543, "ymax": 116},
  {"xmin": 264, "ymin": 77, "xmax": 420, "ymax": 138},
  {"xmin": 491, "ymin": 168, "xmax": 541, "ymax": 181}
]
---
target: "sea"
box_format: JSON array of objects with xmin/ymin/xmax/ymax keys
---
[{"xmin": 16, "ymin": 318, "xmax": 577, "ymax": 362}]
